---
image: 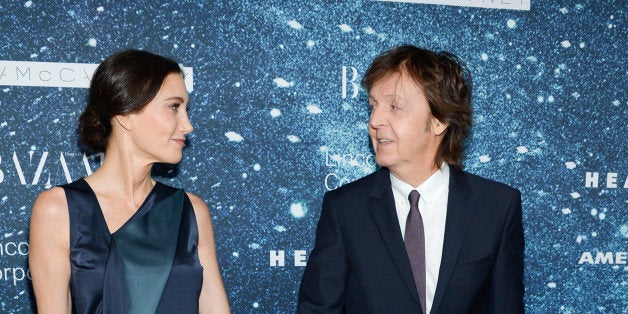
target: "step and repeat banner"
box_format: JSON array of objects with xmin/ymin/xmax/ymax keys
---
[{"xmin": 0, "ymin": 0, "xmax": 625, "ymax": 312}]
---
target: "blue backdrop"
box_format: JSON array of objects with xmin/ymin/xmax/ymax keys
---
[{"xmin": 0, "ymin": 0, "xmax": 626, "ymax": 312}]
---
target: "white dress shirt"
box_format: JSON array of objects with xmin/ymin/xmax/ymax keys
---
[{"xmin": 390, "ymin": 162, "xmax": 449, "ymax": 314}]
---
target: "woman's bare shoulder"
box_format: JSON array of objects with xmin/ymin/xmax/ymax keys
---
[
  {"xmin": 185, "ymin": 191, "xmax": 209, "ymax": 212},
  {"xmin": 185, "ymin": 191, "xmax": 213, "ymax": 233},
  {"xmin": 31, "ymin": 187, "xmax": 68, "ymax": 219}
]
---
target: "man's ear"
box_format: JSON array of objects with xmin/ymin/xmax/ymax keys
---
[
  {"xmin": 114, "ymin": 114, "xmax": 133, "ymax": 131},
  {"xmin": 432, "ymin": 117, "xmax": 448, "ymax": 136}
]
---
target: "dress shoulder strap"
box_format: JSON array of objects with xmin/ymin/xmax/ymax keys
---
[{"xmin": 60, "ymin": 178, "xmax": 110, "ymax": 245}]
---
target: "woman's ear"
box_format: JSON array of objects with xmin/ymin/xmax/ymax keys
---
[{"xmin": 114, "ymin": 114, "xmax": 133, "ymax": 131}]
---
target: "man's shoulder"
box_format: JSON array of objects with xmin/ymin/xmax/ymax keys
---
[
  {"xmin": 455, "ymin": 167, "xmax": 520, "ymax": 195},
  {"xmin": 326, "ymin": 168, "xmax": 387, "ymax": 198}
]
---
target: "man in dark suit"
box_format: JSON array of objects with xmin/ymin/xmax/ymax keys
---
[{"xmin": 298, "ymin": 45, "xmax": 524, "ymax": 313}]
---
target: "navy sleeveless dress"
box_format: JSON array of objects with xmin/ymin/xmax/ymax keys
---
[{"xmin": 62, "ymin": 179, "xmax": 203, "ymax": 314}]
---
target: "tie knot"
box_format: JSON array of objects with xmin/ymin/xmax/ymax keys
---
[{"xmin": 408, "ymin": 190, "xmax": 420, "ymax": 206}]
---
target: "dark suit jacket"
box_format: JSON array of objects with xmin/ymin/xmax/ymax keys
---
[{"xmin": 298, "ymin": 167, "xmax": 524, "ymax": 313}]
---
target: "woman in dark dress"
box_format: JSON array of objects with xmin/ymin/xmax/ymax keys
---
[{"xmin": 29, "ymin": 50, "xmax": 230, "ymax": 313}]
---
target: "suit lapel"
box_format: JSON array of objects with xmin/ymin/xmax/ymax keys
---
[
  {"xmin": 367, "ymin": 168, "xmax": 421, "ymax": 305},
  {"xmin": 430, "ymin": 167, "xmax": 474, "ymax": 313}
]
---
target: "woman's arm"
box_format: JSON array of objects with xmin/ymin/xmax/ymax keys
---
[
  {"xmin": 187, "ymin": 192, "xmax": 230, "ymax": 314},
  {"xmin": 29, "ymin": 187, "xmax": 72, "ymax": 313}
]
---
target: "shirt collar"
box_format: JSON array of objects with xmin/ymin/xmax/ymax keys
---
[{"xmin": 390, "ymin": 162, "xmax": 450, "ymax": 207}]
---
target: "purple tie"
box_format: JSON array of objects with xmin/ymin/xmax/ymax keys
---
[{"xmin": 405, "ymin": 190, "xmax": 426, "ymax": 314}]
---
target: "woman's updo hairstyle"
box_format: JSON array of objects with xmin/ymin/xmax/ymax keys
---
[{"xmin": 78, "ymin": 49, "xmax": 182, "ymax": 152}]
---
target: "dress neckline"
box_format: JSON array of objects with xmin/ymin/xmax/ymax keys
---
[{"xmin": 78, "ymin": 178, "xmax": 161, "ymax": 235}]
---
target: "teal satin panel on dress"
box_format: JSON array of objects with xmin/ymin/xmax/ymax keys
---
[{"xmin": 113, "ymin": 189, "xmax": 184, "ymax": 314}]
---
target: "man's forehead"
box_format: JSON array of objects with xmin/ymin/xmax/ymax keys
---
[
  {"xmin": 368, "ymin": 93, "xmax": 402, "ymax": 102},
  {"xmin": 369, "ymin": 80, "xmax": 422, "ymax": 101}
]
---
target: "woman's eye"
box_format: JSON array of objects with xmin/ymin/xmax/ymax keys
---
[{"xmin": 170, "ymin": 103, "xmax": 180, "ymax": 111}]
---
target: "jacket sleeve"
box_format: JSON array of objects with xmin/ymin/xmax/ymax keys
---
[
  {"xmin": 297, "ymin": 192, "xmax": 348, "ymax": 313},
  {"xmin": 490, "ymin": 188, "xmax": 525, "ymax": 313}
]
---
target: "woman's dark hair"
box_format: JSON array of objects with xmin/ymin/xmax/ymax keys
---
[
  {"xmin": 78, "ymin": 49, "xmax": 182, "ymax": 152},
  {"xmin": 362, "ymin": 45, "xmax": 473, "ymax": 169}
]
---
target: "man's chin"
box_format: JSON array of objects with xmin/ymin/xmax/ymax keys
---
[{"xmin": 374, "ymin": 156, "xmax": 393, "ymax": 169}]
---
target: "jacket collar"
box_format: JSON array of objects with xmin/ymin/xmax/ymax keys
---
[
  {"xmin": 431, "ymin": 166, "xmax": 474, "ymax": 313},
  {"xmin": 367, "ymin": 168, "xmax": 421, "ymax": 304}
]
